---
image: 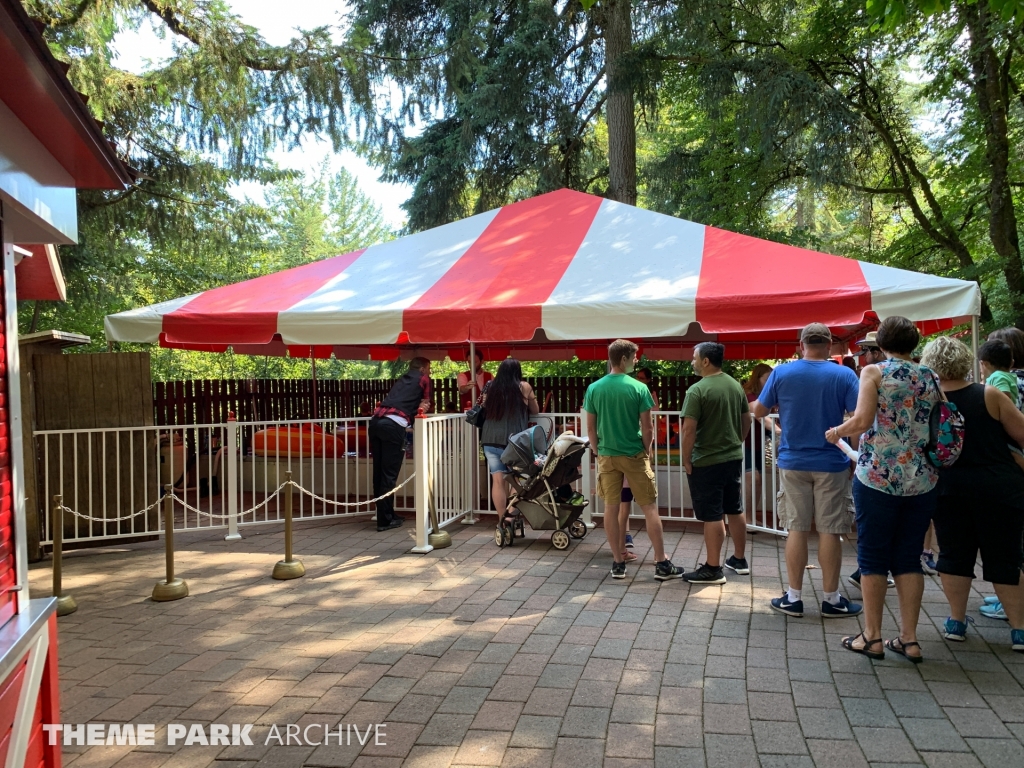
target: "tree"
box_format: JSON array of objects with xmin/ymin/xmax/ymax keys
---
[
  {"xmin": 261, "ymin": 166, "xmax": 393, "ymax": 271},
  {"xmin": 344, "ymin": 0, "xmax": 658, "ymax": 228},
  {"xmin": 19, "ymin": 0, "xmax": 414, "ymax": 327},
  {"xmin": 643, "ymin": 0, "xmax": 1024, "ymax": 325},
  {"xmin": 18, "ymin": 1, "xmax": 417, "ymax": 369}
]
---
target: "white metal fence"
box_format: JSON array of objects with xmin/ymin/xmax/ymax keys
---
[
  {"xmin": 35, "ymin": 411, "xmax": 787, "ymax": 548},
  {"xmin": 434, "ymin": 410, "xmax": 784, "ymax": 536},
  {"xmin": 36, "ymin": 416, "xmax": 416, "ymax": 546}
]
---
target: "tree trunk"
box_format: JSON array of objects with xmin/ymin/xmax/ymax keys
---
[
  {"xmin": 604, "ymin": 0, "xmax": 636, "ymax": 205},
  {"xmin": 962, "ymin": 1, "xmax": 1024, "ymax": 327}
]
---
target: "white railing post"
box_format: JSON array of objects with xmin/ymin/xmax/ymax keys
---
[
  {"xmin": 412, "ymin": 412, "xmax": 433, "ymax": 553},
  {"xmin": 225, "ymin": 412, "xmax": 241, "ymax": 541},
  {"xmin": 580, "ymin": 407, "xmax": 595, "ymax": 528},
  {"xmin": 462, "ymin": 419, "xmax": 478, "ymax": 525}
]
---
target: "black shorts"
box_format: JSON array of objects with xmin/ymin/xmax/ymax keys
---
[
  {"xmin": 933, "ymin": 495, "xmax": 1024, "ymax": 585},
  {"xmin": 621, "ymin": 487, "xmax": 634, "ymax": 503},
  {"xmin": 687, "ymin": 460, "xmax": 743, "ymax": 523}
]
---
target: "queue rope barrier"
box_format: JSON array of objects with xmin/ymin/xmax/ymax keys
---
[
  {"xmin": 53, "ymin": 473, "xmax": 420, "ymax": 610},
  {"xmin": 54, "ymin": 473, "xmax": 418, "ymax": 525}
]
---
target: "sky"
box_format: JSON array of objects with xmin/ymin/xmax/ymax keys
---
[{"xmin": 110, "ymin": 0, "xmax": 414, "ymax": 229}]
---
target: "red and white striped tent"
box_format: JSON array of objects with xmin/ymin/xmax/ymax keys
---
[{"xmin": 105, "ymin": 189, "xmax": 981, "ymax": 360}]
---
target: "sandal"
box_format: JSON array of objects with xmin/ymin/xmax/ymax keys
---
[
  {"xmin": 841, "ymin": 632, "xmax": 885, "ymax": 660},
  {"xmin": 886, "ymin": 637, "xmax": 923, "ymax": 664},
  {"xmin": 621, "ymin": 550, "xmax": 637, "ymax": 562}
]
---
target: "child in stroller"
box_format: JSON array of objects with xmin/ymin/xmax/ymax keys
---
[{"xmin": 496, "ymin": 427, "xmax": 590, "ymax": 549}]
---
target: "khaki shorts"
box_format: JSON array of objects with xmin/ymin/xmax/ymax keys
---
[
  {"xmin": 598, "ymin": 453, "xmax": 657, "ymax": 509},
  {"xmin": 777, "ymin": 469, "xmax": 853, "ymax": 534}
]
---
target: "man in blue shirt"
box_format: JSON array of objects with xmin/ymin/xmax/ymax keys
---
[{"xmin": 753, "ymin": 323, "xmax": 862, "ymax": 619}]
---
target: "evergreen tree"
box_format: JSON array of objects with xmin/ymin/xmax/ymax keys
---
[
  {"xmin": 20, "ymin": 0, "xmax": 401, "ymax": 355},
  {"xmin": 344, "ymin": 0, "xmax": 647, "ymax": 229}
]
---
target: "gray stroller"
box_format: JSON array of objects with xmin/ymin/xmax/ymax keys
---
[{"xmin": 496, "ymin": 426, "xmax": 590, "ymax": 550}]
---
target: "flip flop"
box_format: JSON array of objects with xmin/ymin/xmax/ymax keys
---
[
  {"xmin": 841, "ymin": 632, "xmax": 885, "ymax": 660},
  {"xmin": 886, "ymin": 637, "xmax": 923, "ymax": 664}
]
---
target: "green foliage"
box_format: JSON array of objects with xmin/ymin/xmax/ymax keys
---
[
  {"xmin": 20, "ymin": 0, "xmax": 1024, "ymax": 386},
  {"xmin": 22, "ymin": 165, "xmax": 394, "ymax": 379},
  {"xmin": 18, "ymin": 1, "xmax": 407, "ymax": 377},
  {"xmin": 866, "ymin": 0, "xmax": 1024, "ymax": 31},
  {"xmin": 639, "ymin": 0, "xmax": 1024, "ymax": 327},
  {"xmin": 345, "ymin": 0, "xmax": 610, "ymax": 230}
]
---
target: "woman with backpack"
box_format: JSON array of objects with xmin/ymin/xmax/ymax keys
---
[
  {"xmin": 826, "ymin": 316, "xmax": 942, "ymax": 662},
  {"xmin": 920, "ymin": 336, "xmax": 1024, "ymax": 654},
  {"xmin": 481, "ymin": 358, "xmax": 539, "ymax": 517}
]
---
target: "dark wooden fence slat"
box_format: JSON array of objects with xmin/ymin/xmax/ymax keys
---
[{"xmin": 152, "ymin": 376, "xmax": 696, "ymax": 426}]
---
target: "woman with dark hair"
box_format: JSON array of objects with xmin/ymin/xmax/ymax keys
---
[
  {"xmin": 827, "ymin": 316, "xmax": 941, "ymax": 662},
  {"xmin": 481, "ymin": 358, "xmax": 539, "ymax": 516},
  {"xmin": 989, "ymin": 327, "xmax": 1024, "ymax": 409},
  {"xmin": 978, "ymin": 327, "xmax": 1024, "ymax": 620}
]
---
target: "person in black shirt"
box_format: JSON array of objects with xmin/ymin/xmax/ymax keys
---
[
  {"xmin": 920, "ymin": 337, "xmax": 1024, "ymax": 655},
  {"xmin": 369, "ymin": 357, "xmax": 432, "ymax": 531}
]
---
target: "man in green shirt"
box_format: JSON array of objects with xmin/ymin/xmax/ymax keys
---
[
  {"xmin": 583, "ymin": 339, "xmax": 684, "ymax": 582},
  {"xmin": 681, "ymin": 342, "xmax": 752, "ymax": 584}
]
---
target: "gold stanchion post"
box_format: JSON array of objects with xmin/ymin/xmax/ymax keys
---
[
  {"xmin": 52, "ymin": 496, "xmax": 77, "ymax": 616},
  {"xmin": 152, "ymin": 485, "xmax": 188, "ymax": 601},
  {"xmin": 273, "ymin": 471, "xmax": 305, "ymax": 579}
]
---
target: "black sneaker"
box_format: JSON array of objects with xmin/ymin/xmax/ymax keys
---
[
  {"xmin": 610, "ymin": 561, "xmax": 626, "ymax": 580},
  {"xmin": 847, "ymin": 570, "xmax": 895, "ymax": 589},
  {"xmin": 654, "ymin": 560, "xmax": 684, "ymax": 581},
  {"xmin": 377, "ymin": 518, "xmax": 404, "ymax": 532},
  {"xmin": 724, "ymin": 555, "xmax": 750, "ymax": 575},
  {"xmin": 682, "ymin": 563, "xmax": 726, "ymax": 584},
  {"xmin": 770, "ymin": 593, "xmax": 804, "ymax": 617}
]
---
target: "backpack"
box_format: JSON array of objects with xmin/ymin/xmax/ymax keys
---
[{"xmin": 925, "ymin": 373, "xmax": 965, "ymax": 468}]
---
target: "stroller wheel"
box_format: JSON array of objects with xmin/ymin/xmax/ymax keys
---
[
  {"xmin": 516, "ymin": 519, "xmax": 526, "ymax": 538},
  {"xmin": 551, "ymin": 530, "xmax": 571, "ymax": 550},
  {"xmin": 568, "ymin": 519, "xmax": 587, "ymax": 539},
  {"xmin": 494, "ymin": 526, "xmax": 505, "ymax": 547}
]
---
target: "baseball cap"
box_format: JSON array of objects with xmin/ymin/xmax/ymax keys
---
[
  {"xmin": 853, "ymin": 331, "xmax": 880, "ymax": 356},
  {"xmin": 800, "ymin": 323, "xmax": 833, "ymax": 344}
]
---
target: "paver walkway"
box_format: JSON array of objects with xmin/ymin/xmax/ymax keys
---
[{"xmin": 28, "ymin": 516, "xmax": 1024, "ymax": 768}]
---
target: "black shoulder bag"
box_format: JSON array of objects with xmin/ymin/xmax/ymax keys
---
[{"xmin": 465, "ymin": 381, "xmax": 490, "ymax": 428}]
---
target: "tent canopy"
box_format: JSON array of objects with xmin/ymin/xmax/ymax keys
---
[{"xmin": 105, "ymin": 189, "xmax": 981, "ymax": 360}]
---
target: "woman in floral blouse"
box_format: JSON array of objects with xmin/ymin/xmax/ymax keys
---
[{"xmin": 827, "ymin": 316, "xmax": 941, "ymax": 662}]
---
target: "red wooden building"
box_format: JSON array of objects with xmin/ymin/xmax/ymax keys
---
[{"xmin": 0, "ymin": 1, "xmax": 132, "ymax": 765}]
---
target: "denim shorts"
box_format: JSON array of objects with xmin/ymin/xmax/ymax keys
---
[
  {"xmin": 852, "ymin": 477, "xmax": 937, "ymax": 577},
  {"xmin": 483, "ymin": 446, "xmax": 507, "ymax": 474},
  {"xmin": 743, "ymin": 443, "xmax": 761, "ymax": 473}
]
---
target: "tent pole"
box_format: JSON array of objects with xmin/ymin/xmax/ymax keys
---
[
  {"xmin": 464, "ymin": 340, "xmax": 478, "ymax": 525},
  {"xmin": 469, "ymin": 341, "xmax": 477, "ymax": 405},
  {"xmin": 310, "ymin": 352, "xmax": 318, "ymax": 421},
  {"xmin": 971, "ymin": 315, "xmax": 981, "ymax": 383}
]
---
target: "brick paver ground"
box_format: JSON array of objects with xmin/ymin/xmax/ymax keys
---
[{"xmin": 28, "ymin": 515, "xmax": 1024, "ymax": 768}]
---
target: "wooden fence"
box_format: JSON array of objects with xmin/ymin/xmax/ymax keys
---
[{"xmin": 153, "ymin": 375, "xmax": 700, "ymax": 426}]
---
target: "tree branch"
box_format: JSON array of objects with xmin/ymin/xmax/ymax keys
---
[
  {"xmin": 141, "ymin": 0, "xmax": 455, "ymax": 69},
  {"xmin": 39, "ymin": 0, "xmax": 98, "ymax": 29}
]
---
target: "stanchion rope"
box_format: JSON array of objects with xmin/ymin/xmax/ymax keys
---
[{"xmin": 55, "ymin": 473, "xmax": 418, "ymax": 524}]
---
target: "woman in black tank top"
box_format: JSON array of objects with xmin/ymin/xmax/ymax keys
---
[{"xmin": 920, "ymin": 337, "xmax": 1024, "ymax": 654}]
